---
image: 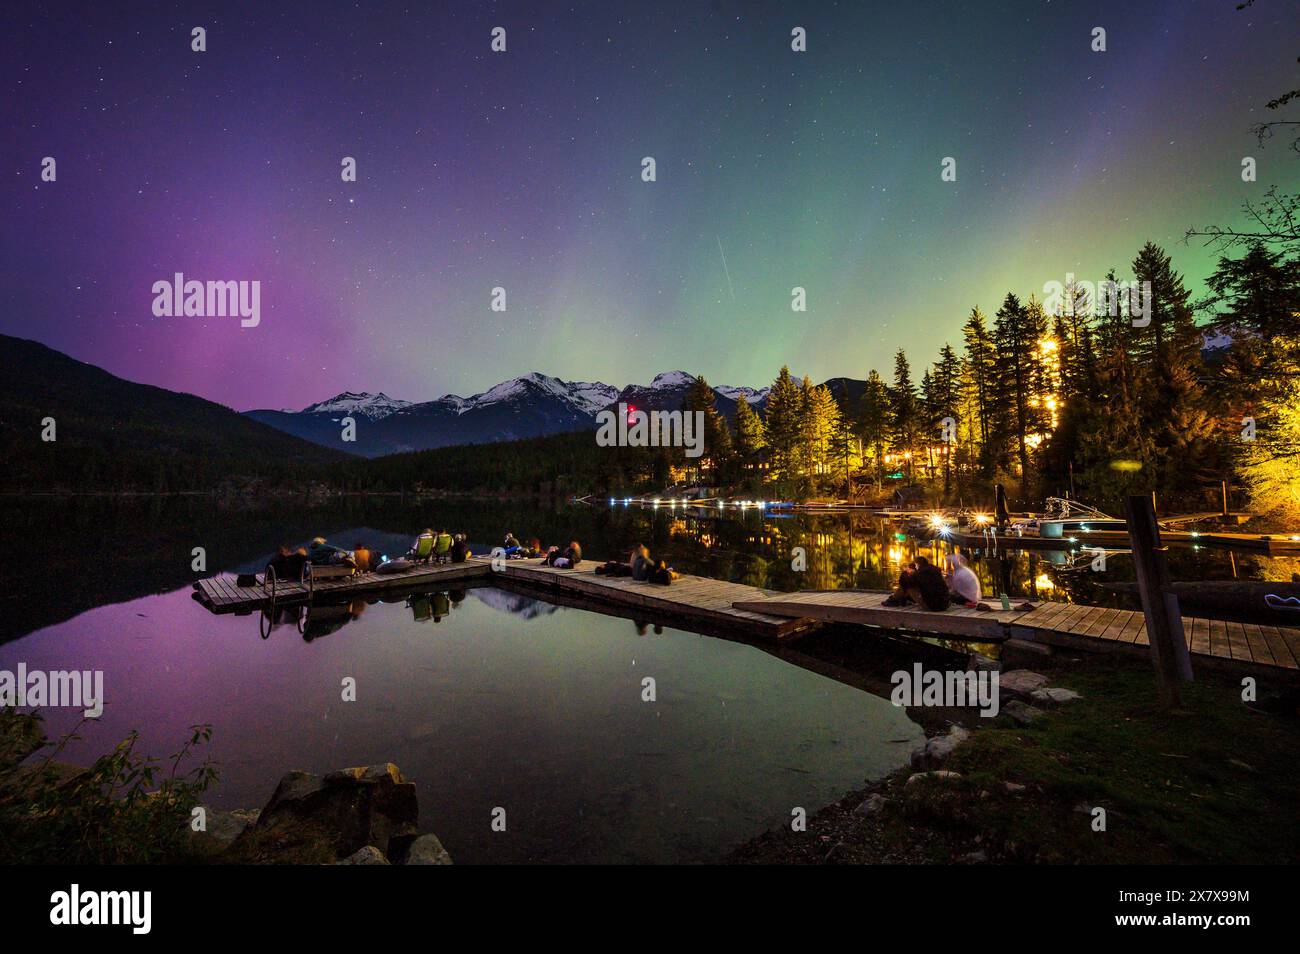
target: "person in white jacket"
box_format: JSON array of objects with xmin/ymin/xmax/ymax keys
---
[{"xmin": 944, "ymin": 553, "xmax": 982, "ymax": 607}]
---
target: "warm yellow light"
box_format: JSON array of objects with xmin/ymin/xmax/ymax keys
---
[{"xmin": 1035, "ymin": 573, "xmax": 1055, "ymax": 591}]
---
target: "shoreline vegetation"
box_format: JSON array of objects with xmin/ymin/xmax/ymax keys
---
[{"xmin": 0, "ymin": 710, "xmax": 451, "ymax": 865}]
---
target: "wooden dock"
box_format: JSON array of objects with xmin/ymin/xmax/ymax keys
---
[
  {"xmin": 192, "ymin": 561, "xmax": 486, "ymax": 613},
  {"xmin": 194, "ymin": 559, "xmax": 1300, "ymax": 676},
  {"xmin": 193, "ymin": 557, "xmax": 813, "ymax": 640},
  {"xmin": 733, "ymin": 589, "xmax": 1300, "ymax": 677},
  {"xmin": 488, "ymin": 559, "xmax": 815, "ymax": 639}
]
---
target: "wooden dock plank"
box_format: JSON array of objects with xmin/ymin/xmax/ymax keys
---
[
  {"xmin": 1209, "ymin": 619, "xmax": 1229, "ymax": 659},
  {"xmin": 1224, "ymin": 620, "xmax": 1254, "ymax": 663},
  {"xmin": 1190, "ymin": 617, "xmax": 1212, "ymax": 655},
  {"xmin": 1241, "ymin": 623, "xmax": 1275, "ymax": 668},
  {"xmin": 1259, "ymin": 626, "xmax": 1299, "ymax": 669}
]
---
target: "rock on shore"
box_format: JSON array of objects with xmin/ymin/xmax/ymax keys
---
[{"xmin": 217, "ymin": 763, "xmax": 451, "ymax": 865}]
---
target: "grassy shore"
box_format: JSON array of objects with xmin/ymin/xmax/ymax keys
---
[{"xmin": 730, "ymin": 654, "xmax": 1300, "ymax": 864}]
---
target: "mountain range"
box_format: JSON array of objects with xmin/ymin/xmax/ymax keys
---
[
  {"xmin": 0, "ymin": 334, "xmax": 346, "ymax": 491},
  {"xmin": 245, "ymin": 370, "xmax": 779, "ymax": 458}
]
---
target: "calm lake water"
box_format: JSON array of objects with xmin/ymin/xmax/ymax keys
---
[{"xmin": 2, "ymin": 496, "xmax": 1296, "ymax": 862}]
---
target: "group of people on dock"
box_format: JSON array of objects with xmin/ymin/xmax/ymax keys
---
[
  {"xmin": 406, "ymin": 528, "xmax": 473, "ymax": 564},
  {"xmin": 265, "ymin": 529, "xmax": 476, "ymax": 581},
  {"xmin": 264, "ymin": 527, "xmax": 684, "ymax": 589},
  {"xmin": 595, "ymin": 543, "xmax": 680, "ymax": 586},
  {"xmin": 882, "ymin": 553, "xmax": 982, "ymax": 611},
  {"xmin": 493, "ymin": 531, "xmax": 681, "ymax": 585}
]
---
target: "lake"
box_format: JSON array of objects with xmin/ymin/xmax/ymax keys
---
[{"xmin": 2, "ymin": 495, "xmax": 1295, "ymax": 862}]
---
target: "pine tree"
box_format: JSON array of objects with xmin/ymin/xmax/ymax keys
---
[
  {"xmin": 763, "ymin": 366, "xmax": 802, "ymax": 489},
  {"xmin": 803, "ymin": 381, "xmax": 842, "ymax": 484},
  {"xmin": 932, "ymin": 343, "xmax": 961, "ymax": 498},
  {"xmin": 1132, "ymin": 242, "xmax": 1199, "ymax": 363},
  {"xmin": 961, "ymin": 307, "xmax": 997, "ymax": 475},
  {"xmin": 857, "ymin": 369, "xmax": 891, "ymax": 487},
  {"xmin": 992, "ymin": 292, "xmax": 1038, "ymax": 481},
  {"xmin": 890, "ymin": 349, "xmax": 919, "ymax": 480},
  {"xmin": 682, "ymin": 375, "xmax": 732, "ymax": 484},
  {"xmin": 1205, "ymin": 241, "xmax": 1300, "ymax": 342},
  {"xmin": 732, "ymin": 394, "xmax": 767, "ymax": 471}
]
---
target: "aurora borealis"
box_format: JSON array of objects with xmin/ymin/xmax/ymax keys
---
[{"xmin": 2, "ymin": 0, "xmax": 1295, "ymax": 411}]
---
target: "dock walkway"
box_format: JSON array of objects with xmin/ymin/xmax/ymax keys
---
[{"xmin": 732, "ymin": 589, "xmax": 1300, "ymax": 676}]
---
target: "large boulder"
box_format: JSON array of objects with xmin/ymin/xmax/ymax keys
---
[
  {"xmin": 233, "ymin": 763, "xmax": 418, "ymax": 863},
  {"xmin": 910, "ymin": 725, "xmax": 971, "ymax": 770},
  {"xmin": 999, "ymin": 670, "xmax": 1049, "ymax": 698},
  {"xmin": 1002, "ymin": 700, "xmax": 1045, "ymax": 726},
  {"xmin": 403, "ymin": 834, "xmax": 454, "ymax": 865},
  {"xmin": 1030, "ymin": 687, "xmax": 1082, "ymax": 705},
  {"xmin": 337, "ymin": 846, "xmax": 390, "ymax": 865}
]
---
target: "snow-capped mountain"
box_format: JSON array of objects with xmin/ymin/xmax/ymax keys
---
[
  {"xmin": 456, "ymin": 372, "xmax": 618, "ymax": 417},
  {"xmin": 246, "ymin": 370, "xmax": 774, "ymax": 457},
  {"xmin": 714, "ymin": 384, "xmax": 770, "ymax": 404},
  {"xmin": 300, "ymin": 391, "xmax": 412, "ymax": 421}
]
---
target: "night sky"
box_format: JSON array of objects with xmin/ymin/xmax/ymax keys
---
[{"xmin": 2, "ymin": 1, "xmax": 1295, "ymax": 411}]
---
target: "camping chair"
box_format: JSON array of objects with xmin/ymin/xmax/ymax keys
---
[
  {"xmin": 433, "ymin": 533, "xmax": 453, "ymax": 564},
  {"xmin": 409, "ymin": 533, "xmax": 435, "ymax": 563}
]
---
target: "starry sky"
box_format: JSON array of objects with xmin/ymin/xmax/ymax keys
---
[{"xmin": 1, "ymin": 0, "xmax": 1295, "ymax": 411}]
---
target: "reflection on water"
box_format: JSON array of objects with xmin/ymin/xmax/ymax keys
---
[
  {"xmin": 0, "ymin": 580, "xmax": 922, "ymax": 864},
  {"xmin": 4, "ymin": 495, "xmax": 1298, "ymax": 646},
  {"xmin": 6, "ymin": 496, "xmax": 1291, "ymax": 861}
]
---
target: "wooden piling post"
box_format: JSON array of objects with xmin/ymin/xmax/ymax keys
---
[{"xmin": 1124, "ymin": 495, "xmax": 1193, "ymax": 706}]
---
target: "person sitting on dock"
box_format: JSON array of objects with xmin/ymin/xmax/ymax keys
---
[
  {"xmin": 266, "ymin": 545, "xmax": 308, "ymax": 582},
  {"xmin": 648, "ymin": 558, "xmax": 679, "ymax": 586},
  {"xmin": 597, "ymin": 544, "xmax": 645, "ymax": 577},
  {"xmin": 883, "ymin": 555, "xmax": 950, "ymax": 611},
  {"xmin": 503, "ymin": 532, "xmax": 522, "ymax": 556},
  {"xmin": 407, "ymin": 529, "xmax": 436, "ymax": 562},
  {"xmin": 450, "ymin": 534, "xmax": 472, "ymax": 563},
  {"xmin": 433, "ymin": 529, "xmax": 454, "ymax": 564},
  {"xmin": 944, "ymin": 553, "xmax": 981, "ymax": 608},
  {"xmin": 549, "ymin": 539, "xmax": 583, "ymax": 569},
  {"xmin": 352, "ymin": 542, "xmax": 374, "ymax": 573},
  {"xmin": 631, "ymin": 544, "xmax": 652, "ymax": 581}
]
